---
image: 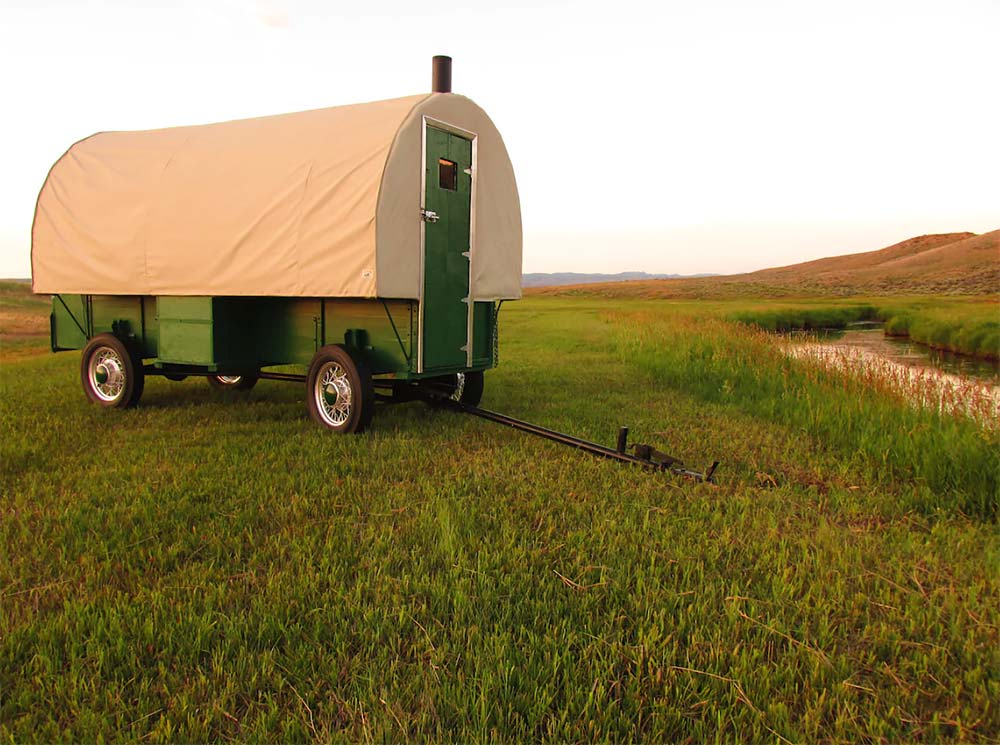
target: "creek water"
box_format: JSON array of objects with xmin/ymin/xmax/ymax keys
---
[
  {"xmin": 807, "ymin": 323, "xmax": 999, "ymax": 386},
  {"xmin": 786, "ymin": 323, "xmax": 998, "ymax": 425}
]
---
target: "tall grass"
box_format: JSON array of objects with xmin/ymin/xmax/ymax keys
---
[
  {"xmin": 791, "ymin": 344, "xmax": 998, "ymax": 427},
  {"xmin": 725, "ymin": 297, "xmax": 1000, "ymax": 360},
  {"xmin": 727, "ymin": 304, "xmax": 878, "ymax": 332},
  {"xmin": 612, "ymin": 311, "xmax": 999, "ymax": 520},
  {"xmin": 883, "ymin": 312, "xmax": 1000, "ymax": 360}
]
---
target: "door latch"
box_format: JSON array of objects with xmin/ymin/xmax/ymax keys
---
[{"xmin": 421, "ymin": 209, "xmax": 439, "ymax": 223}]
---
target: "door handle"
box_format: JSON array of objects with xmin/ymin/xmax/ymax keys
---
[{"xmin": 421, "ymin": 209, "xmax": 439, "ymax": 223}]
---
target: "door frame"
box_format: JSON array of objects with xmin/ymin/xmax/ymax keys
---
[{"xmin": 418, "ymin": 115, "xmax": 478, "ymax": 374}]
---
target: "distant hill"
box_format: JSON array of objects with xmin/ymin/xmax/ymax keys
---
[
  {"xmin": 522, "ymin": 271, "xmax": 715, "ymax": 288},
  {"xmin": 529, "ymin": 230, "xmax": 1000, "ymax": 298}
]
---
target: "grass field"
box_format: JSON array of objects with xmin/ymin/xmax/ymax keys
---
[
  {"xmin": 2, "ymin": 293, "xmax": 998, "ymax": 742},
  {"xmin": 530, "ymin": 289, "xmax": 1000, "ymax": 361}
]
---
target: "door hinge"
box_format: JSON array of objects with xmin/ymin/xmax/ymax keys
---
[
  {"xmin": 421, "ymin": 209, "xmax": 439, "ymax": 223},
  {"xmin": 462, "ymin": 251, "xmax": 471, "ymax": 258}
]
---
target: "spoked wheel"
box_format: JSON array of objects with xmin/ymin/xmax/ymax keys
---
[
  {"xmin": 207, "ymin": 373, "xmax": 258, "ymax": 391},
  {"xmin": 424, "ymin": 370, "xmax": 484, "ymax": 407},
  {"xmin": 306, "ymin": 345, "xmax": 374, "ymax": 433},
  {"xmin": 80, "ymin": 333, "xmax": 145, "ymax": 408}
]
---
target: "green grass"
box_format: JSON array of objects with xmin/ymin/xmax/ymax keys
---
[
  {"xmin": 877, "ymin": 300, "xmax": 1000, "ymax": 361},
  {"xmin": 717, "ymin": 296, "xmax": 1000, "ymax": 360},
  {"xmin": 727, "ymin": 303, "xmax": 879, "ymax": 332},
  {"xmin": 2, "ymin": 297, "xmax": 998, "ymax": 742}
]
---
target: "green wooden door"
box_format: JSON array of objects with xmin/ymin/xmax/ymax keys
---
[{"xmin": 422, "ymin": 126, "xmax": 472, "ymax": 372}]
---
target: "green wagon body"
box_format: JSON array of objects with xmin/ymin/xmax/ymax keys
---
[{"xmin": 49, "ymin": 294, "xmax": 499, "ymax": 379}]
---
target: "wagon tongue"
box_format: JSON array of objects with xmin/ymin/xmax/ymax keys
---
[{"xmin": 437, "ymin": 399, "xmax": 719, "ymax": 483}]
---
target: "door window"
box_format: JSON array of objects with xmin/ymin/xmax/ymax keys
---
[{"xmin": 438, "ymin": 158, "xmax": 457, "ymax": 191}]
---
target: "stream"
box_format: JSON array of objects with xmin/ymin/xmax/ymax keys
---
[
  {"xmin": 814, "ymin": 323, "xmax": 999, "ymax": 385},
  {"xmin": 788, "ymin": 322, "xmax": 998, "ymax": 425}
]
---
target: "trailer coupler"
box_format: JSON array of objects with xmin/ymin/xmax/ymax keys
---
[{"xmin": 439, "ymin": 399, "xmax": 719, "ymax": 483}]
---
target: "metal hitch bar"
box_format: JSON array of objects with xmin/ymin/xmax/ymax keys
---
[{"xmin": 438, "ymin": 399, "xmax": 719, "ymax": 483}]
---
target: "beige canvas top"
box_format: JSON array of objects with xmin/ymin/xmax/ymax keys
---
[{"xmin": 31, "ymin": 93, "xmax": 522, "ymax": 300}]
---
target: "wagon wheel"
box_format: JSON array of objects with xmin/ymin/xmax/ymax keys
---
[
  {"xmin": 207, "ymin": 373, "xmax": 258, "ymax": 391},
  {"xmin": 424, "ymin": 371, "xmax": 484, "ymax": 407},
  {"xmin": 80, "ymin": 333, "xmax": 145, "ymax": 409},
  {"xmin": 306, "ymin": 345, "xmax": 374, "ymax": 434}
]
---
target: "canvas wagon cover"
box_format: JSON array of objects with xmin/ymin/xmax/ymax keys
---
[{"xmin": 32, "ymin": 93, "xmax": 521, "ymax": 301}]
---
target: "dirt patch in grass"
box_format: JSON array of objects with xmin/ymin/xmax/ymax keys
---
[
  {"xmin": 0, "ymin": 282, "xmax": 50, "ymax": 360},
  {"xmin": 0, "ymin": 311, "xmax": 49, "ymax": 361}
]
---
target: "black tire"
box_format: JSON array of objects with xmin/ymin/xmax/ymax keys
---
[
  {"xmin": 306, "ymin": 345, "xmax": 374, "ymax": 433},
  {"xmin": 164, "ymin": 374, "xmax": 188, "ymax": 382},
  {"xmin": 80, "ymin": 333, "xmax": 145, "ymax": 409},
  {"xmin": 207, "ymin": 373, "xmax": 258, "ymax": 391},
  {"xmin": 424, "ymin": 371, "xmax": 484, "ymax": 407}
]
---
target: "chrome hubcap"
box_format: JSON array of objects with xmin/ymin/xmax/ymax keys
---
[
  {"xmin": 216, "ymin": 375, "xmax": 243, "ymax": 385},
  {"xmin": 314, "ymin": 362, "xmax": 352, "ymax": 427},
  {"xmin": 89, "ymin": 347, "xmax": 126, "ymax": 402}
]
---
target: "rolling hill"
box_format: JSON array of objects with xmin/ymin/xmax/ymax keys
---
[{"xmin": 530, "ymin": 230, "xmax": 1000, "ymax": 298}]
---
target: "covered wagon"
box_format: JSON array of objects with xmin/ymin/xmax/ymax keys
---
[{"xmin": 31, "ymin": 56, "xmax": 521, "ymax": 432}]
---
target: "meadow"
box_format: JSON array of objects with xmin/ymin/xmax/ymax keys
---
[
  {"xmin": 532, "ymin": 288, "xmax": 1000, "ymax": 361},
  {"xmin": 1, "ymin": 291, "xmax": 998, "ymax": 742}
]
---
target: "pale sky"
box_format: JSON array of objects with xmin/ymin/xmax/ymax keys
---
[{"xmin": 1, "ymin": 0, "xmax": 997, "ymax": 278}]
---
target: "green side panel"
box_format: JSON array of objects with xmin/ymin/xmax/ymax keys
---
[
  {"xmin": 422, "ymin": 126, "xmax": 472, "ymax": 372},
  {"xmin": 471, "ymin": 301, "xmax": 495, "ymax": 369},
  {"xmin": 324, "ymin": 299, "xmax": 414, "ymax": 375},
  {"xmin": 53, "ymin": 295, "xmax": 157, "ymax": 356},
  {"xmin": 51, "ymin": 295, "xmax": 88, "ymax": 351},
  {"xmin": 90, "ymin": 296, "xmax": 145, "ymax": 345},
  {"xmin": 157, "ymin": 296, "xmax": 214, "ymax": 365},
  {"xmin": 253, "ymin": 297, "xmax": 321, "ymax": 367},
  {"xmin": 149, "ymin": 296, "xmax": 416, "ymax": 372}
]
